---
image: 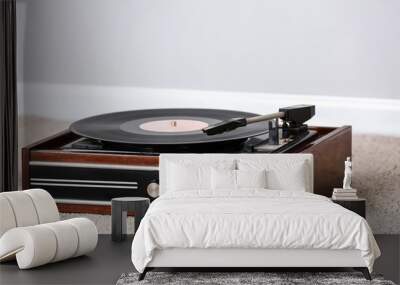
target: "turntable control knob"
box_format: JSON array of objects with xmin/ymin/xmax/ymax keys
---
[{"xmin": 147, "ymin": 182, "xmax": 160, "ymax": 198}]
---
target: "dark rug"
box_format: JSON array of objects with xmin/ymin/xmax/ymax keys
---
[{"xmin": 116, "ymin": 272, "xmax": 396, "ymax": 285}]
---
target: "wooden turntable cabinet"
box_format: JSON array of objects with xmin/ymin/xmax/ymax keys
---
[{"xmin": 21, "ymin": 108, "xmax": 351, "ymax": 215}]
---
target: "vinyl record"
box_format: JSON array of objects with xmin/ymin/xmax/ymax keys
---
[{"xmin": 70, "ymin": 109, "xmax": 268, "ymax": 146}]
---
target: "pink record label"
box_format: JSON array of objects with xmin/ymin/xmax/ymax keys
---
[{"xmin": 139, "ymin": 119, "xmax": 209, "ymax": 133}]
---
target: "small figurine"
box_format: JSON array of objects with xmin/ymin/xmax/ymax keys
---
[{"xmin": 343, "ymin": 157, "xmax": 352, "ymax": 189}]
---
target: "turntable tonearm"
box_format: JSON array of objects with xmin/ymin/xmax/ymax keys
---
[
  {"xmin": 203, "ymin": 104, "xmax": 315, "ymax": 136},
  {"xmin": 22, "ymin": 106, "xmax": 351, "ymax": 214}
]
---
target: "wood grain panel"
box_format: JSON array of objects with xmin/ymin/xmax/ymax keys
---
[
  {"xmin": 31, "ymin": 151, "xmax": 159, "ymax": 166},
  {"xmin": 57, "ymin": 203, "xmax": 135, "ymax": 216},
  {"xmin": 301, "ymin": 126, "xmax": 352, "ymax": 197}
]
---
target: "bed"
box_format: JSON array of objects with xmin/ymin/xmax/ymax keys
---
[{"xmin": 131, "ymin": 154, "xmax": 380, "ymax": 280}]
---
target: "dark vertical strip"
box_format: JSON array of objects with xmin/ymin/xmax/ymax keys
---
[{"xmin": 0, "ymin": 0, "xmax": 18, "ymax": 192}]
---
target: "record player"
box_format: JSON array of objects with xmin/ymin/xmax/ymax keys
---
[{"xmin": 22, "ymin": 105, "xmax": 351, "ymax": 214}]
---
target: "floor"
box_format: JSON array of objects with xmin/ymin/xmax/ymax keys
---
[
  {"xmin": 0, "ymin": 235, "xmax": 399, "ymax": 285},
  {"xmin": 0, "ymin": 235, "xmax": 133, "ymax": 285}
]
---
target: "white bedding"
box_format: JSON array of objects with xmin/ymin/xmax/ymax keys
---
[{"xmin": 131, "ymin": 190, "xmax": 380, "ymax": 273}]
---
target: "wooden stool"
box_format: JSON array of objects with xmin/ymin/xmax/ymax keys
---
[{"xmin": 111, "ymin": 197, "xmax": 150, "ymax": 242}]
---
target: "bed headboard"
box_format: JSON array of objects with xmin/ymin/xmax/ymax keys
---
[{"xmin": 159, "ymin": 153, "xmax": 314, "ymax": 195}]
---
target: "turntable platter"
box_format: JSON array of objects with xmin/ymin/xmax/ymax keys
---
[{"xmin": 70, "ymin": 109, "xmax": 268, "ymax": 146}]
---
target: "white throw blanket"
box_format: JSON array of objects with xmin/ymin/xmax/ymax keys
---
[{"xmin": 131, "ymin": 191, "xmax": 380, "ymax": 272}]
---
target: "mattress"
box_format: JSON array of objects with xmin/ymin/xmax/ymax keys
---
[{"xmin": 131, "ymin": 190, "xmax": 380, "ymax": 273}]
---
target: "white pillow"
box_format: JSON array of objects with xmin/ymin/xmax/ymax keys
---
[
  {"xmin": 211, "ymin": 168, "xmax": 237, "ymax": 190},
  {"xmin": 165, "ymin": 160, "xmax": 236, "ymax": 192},
  {"xmin": 238, "ymin": 159, "xmax": 308, "ymax": 191},
  {"xmin": 211, "ymin": 168, "xmax": 268, "ymax": 192},
  {"xmin": 167, "ymin": 163, "xmax": 210, "ymax": 191},
  {"xmin": 236, "ymin": 169, "xmax": 267, "ymax": 189},
  {"xmin": 266, "ymin": 162, "xmax": 307, "ymax": 191}
]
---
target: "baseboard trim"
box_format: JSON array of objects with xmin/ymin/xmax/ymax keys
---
[{"xmin": 20, "ymin": 82, "xmax": 400, "ymax": 136}]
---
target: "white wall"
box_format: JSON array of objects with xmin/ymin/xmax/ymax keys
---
[{"xmin": 17, "ymin": 0, "xmax": 400, "ymax": 143}]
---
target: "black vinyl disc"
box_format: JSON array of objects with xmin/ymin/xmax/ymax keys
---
[{"xmin": 70, "ymin": 109, "xmax": 268, "ymax": 146}]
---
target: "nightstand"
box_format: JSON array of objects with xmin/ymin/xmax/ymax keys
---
[{"xmin": 331, "ymin": 198, "xmax": 366, "ymax": 218}]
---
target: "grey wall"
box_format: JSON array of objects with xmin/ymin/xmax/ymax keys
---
[{"xmin": 20, "ymin": 0, "xmax": 400, "ymax": 98}]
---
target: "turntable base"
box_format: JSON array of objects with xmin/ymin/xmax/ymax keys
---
[{"xmin": 22, "ymin": 125, "xmax": 351, "ymax": 215}]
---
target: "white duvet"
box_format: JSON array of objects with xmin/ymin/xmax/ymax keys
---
[{"xmin": 131, "ymin": 190, "xmax": 380, "ymax": 273}]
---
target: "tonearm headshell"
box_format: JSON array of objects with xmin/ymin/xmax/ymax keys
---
[{"xmin": 203, "ymin": 104, "xmax": 316, "ymax": 152}]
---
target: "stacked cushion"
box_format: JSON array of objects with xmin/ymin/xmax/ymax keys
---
[
  {"xmin": 0, "ymin": 189, "xmax": 97, "ymax": 269},
  {"xmin": 25, "ymin": 189, "xmax": 60, "ymax": 224},
  {"xmin": 0, "ymin": 218, "xmax": 97, "ymax": 269},
  {"xmin": 0, "ymin": 189, "xmax": 59, "ymax": 235},
  {"xmin": 211, "ymin": 168, "xmax": 267, "ymax": 190},
  {"xmin": 0, "ymin": 196, "xmax": 17, "ymax": 237},
  {"xmin": 159, "ymin": 154, "xmax": 313, "ymax": 196},
  {"xmin": 237, "ymin": 158, "xmax": 311, "ymax": 192},
  {"xmin": 164, "ymin": 159, "xmax": 236, "ymax": 194},
  {"xmin": 236, "ymin": 169, "xmax": 267, "ymax": 189}
]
